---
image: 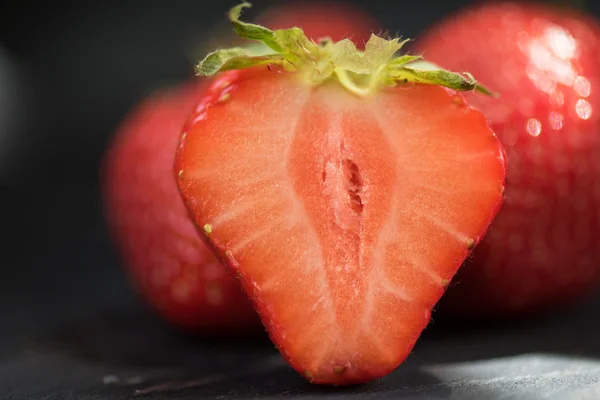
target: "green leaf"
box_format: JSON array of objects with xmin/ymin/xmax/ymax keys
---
[
  {"xmin": 225, "ymin": 2, "xmax": 319, "ymax": 67},
  {"xmin": 272, "ymin": 27, "xmax": 319, "ymax": 58},
  {"xmin": 196, "ymin": 48, "xmax": 249, "ymax": 76},
  {"xmin": 228, "ymin": 2, "xmax": 282, "ymax": 52},
  {"xmin": 226, "ymin": 2, "xmax": 320, "ymax": 58},
  {"xmin": 195, "ymin": 48, "xmax": 289, "ymax": 76},
  {"xmin": 390, "ymin": 67, "xmax": 478, "ymax": 91},
  {"xmin": 329, "ymin": 36, "xmax": 404, "ymax": 74},
  {"xmin": 363, "ymin": 35, "xmax": 404, "ymax": 64},
  {"xmin": 401, "ymin": 60, "xmax": 497, "ymax": 96},
  {"xmin": 386, "ymin": 54, "xmax": 423, "ymax": 68},
  {"xmin": 243, "ymin": 42, "xmax": 279, "ymax": 56}
]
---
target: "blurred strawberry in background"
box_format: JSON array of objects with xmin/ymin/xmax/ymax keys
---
[
  {"xmin": 102, "ymin": 1, "xmax": 380, "ymax": 333},
  {"xmin": 415, "ymin": 1, "xmax": 600, "ymax": 317}
]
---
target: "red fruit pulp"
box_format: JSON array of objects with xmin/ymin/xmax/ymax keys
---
[
  {"xmin": 415, "ymin": 2, "xmax": 600, "ymax": 316},
  {"xmin": 176, "ymin": 67, "xmax": 506, "ymax": 384}
]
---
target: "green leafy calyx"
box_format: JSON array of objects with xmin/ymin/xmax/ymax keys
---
[{"xmin": 196, "ymin": 2, "xmax": 494, "ymax": 97}]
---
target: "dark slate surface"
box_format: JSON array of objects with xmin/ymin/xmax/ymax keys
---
[
  {"xmin": 1, "ymin": 228, "xmax": 600, "ymax": 400},
  {"xmin": 2, "ymin": 0, "xmax": 600, "ymax": 398}
]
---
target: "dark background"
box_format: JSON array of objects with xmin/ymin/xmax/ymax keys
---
[{"xmin": 1, "ymin": 0, "xmax": 600, "ymax": 399}]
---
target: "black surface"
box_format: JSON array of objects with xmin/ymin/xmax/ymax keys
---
[
  {"xmin": 2, "ymin": 219, "xmax": 600, "ymax": 400},
  {"xmin": 2, "ymin": 0, "xmax": 600, "ymax": 398}
]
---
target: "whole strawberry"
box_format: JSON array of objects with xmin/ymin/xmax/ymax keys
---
[
  {"xmin": 177, "ymin": 3, "xmax": 505, "ymax": 385},
  {"xmin": 415, "ymin": 2, "xmax": 600, "ymax": 316},
  {"xmin": 102, "ymin": 2, "xmax": 381, "ymax": 332}
]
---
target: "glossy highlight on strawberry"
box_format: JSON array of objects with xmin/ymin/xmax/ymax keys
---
[{"xmin": 176, "ymin": 3, "xmax": 506, "ymax": 385}]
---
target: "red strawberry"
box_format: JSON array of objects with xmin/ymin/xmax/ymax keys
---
[
  {"xmin": 102, "ymin": 1, "xmax": 381, "ymax": 333},
  {"xmin": 102, "ymin": 80, "xmax": 259, "ymax": 332},
  {"xmin": 415, "ymin": 2, "xmax": 600, "ymax": 317},
  {"xmin": 176, "ymin": 3, "xmax": 506, "ymax": 384}
]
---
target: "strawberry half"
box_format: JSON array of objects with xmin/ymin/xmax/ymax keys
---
[{"xmin": 176, "ymin": 3, "xmax": 506, "ymax": 385}]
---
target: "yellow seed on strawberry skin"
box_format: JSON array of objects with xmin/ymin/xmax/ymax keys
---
[
  {"xmin": 333, "ymin": 365, "xmax": 347, "ymax": 374},
  {"xmin": 304, "ymin": 370, "xmax": 314, "ymax": 382},
  {"xmin": 218, "ymin": 92, "xmax": 231, "ymax": 103},
  {"xmin": 452, "ymin": 95, "xmax": 465, "ymax": 106},
  {"xmin": 466, "ymin": 238, "xmax": 476, "ymax": 250}
]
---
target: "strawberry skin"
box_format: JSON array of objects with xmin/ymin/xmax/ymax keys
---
[
  {"xmin": 102, "ymin": 80, "xmax": 258, "ymax": 332},
  {"xmin": 415, "ymin": 2, "xmax": 600, "ymax": 316},
  {"xmin": 176, "ymin": 63, "xmax": 505, "ymax": 383}
]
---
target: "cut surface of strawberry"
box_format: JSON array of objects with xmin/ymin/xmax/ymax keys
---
[{"xmin": 176, "ymin": 3, "xmax": 506, "ymax": 385}]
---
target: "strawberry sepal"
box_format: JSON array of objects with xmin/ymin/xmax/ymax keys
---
[{"xmin": 195, "ymin": 2, "xmax": 496, "ymax": 97}]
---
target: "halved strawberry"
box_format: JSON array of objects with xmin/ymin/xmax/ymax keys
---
[{"xmin": 176, "ymin": 3, "xmax": 506, "ymax": 384}]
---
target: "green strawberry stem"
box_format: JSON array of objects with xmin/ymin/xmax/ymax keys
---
[{"xmin": 195, "ymin": 2, "xmax": 495, "ymax": 97}]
